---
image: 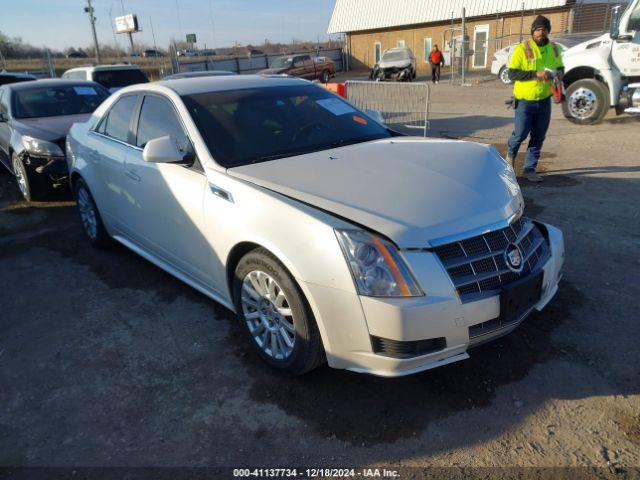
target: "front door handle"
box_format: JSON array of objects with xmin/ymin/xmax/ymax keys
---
[{"xmin": 125, "ymin": 168, "xmax": 141, "ymax": 182}]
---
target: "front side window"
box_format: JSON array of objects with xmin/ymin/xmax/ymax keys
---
[
  {"xmin": 627, "ymin": 2, "xmax": 640, "ymax": 31},
  {"xmin": 12, "ymin": 84, "xmax": 109, "ymax": 119},
  {"xmin": 181, "ymin": 84, "xmax": 391, "ymax": 168},
  {"xmin": 100, "ymin": 95, "xmax": 138, "ymax": 143},
  {"xmin": 136, "ymin": 95, "xmax": 189, "ymax": 149}
]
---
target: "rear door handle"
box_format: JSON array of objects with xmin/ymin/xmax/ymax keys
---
[{"xmin": 125, "ymin": 168, "xmax": 141, "ymax": 182}]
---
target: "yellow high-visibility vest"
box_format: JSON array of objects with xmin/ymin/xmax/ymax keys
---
[{"xmin": 508, "ymin": 39, "xmax": 564, "ymax": 101}]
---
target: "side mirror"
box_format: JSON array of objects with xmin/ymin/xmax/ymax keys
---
[
  {"xmin": 365, "ymin": 109, "xmax": 385, "ymax": 125},
  {"xmin": 610, "ymin": 5, "xmax": 622, "ymax": 39},
  {"xmin": 142, "ymin": 135, "xmax": 192, "ymax": 164}
]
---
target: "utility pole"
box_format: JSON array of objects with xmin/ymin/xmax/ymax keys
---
[
  {"xmin": 150, "ymin": 18, "xmax": 158, "ymax": 52},
  {"xmin": 461, "ymin": 7, "xmax": 466, "ymax": 86},
  {"xmin": 85, "ymin": 0, "xmax": 101, "ymax": 63}
]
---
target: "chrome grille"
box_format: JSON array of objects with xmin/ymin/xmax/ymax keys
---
[{"xmin": 433, "ymin": 217, "xmax": 550, "ymax": 303}]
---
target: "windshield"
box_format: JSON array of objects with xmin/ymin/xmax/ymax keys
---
[
  {"xmin": 182, "ymin": 84, "xmax": 391, "ymax": 168},
  {"xmin": 12, "ymin": 84, "xmax": 110, "ymax": 119},
  {"xmin": 270, "ymin": 57, "xmax": 293, "ymax": 69},
  {"xmin": 381, "ymin": 50, "xmax": 410, "ymax": 62},
  {"xmin": 93, "ymin": 69, "xmax": 148, "ymax": 89}
]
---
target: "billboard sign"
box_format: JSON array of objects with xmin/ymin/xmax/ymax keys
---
[
  {"xmin": 186, "ymin": 33, "xmax": 197, "ymax": 43},
  {"xmin": 115, "ymin": 14, "xmax": 139, "ymax": 34}
]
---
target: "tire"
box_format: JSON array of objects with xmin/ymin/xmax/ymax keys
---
[
  {"xmin": 320, "ymin": 69, "xmax": 331, "ymax": 84},
  {"xmin": 73, "ymin": 177, "xmax": 112, "ymax": 248},
  {"xmin": 233, "ymin": 248, "xmax": 325, "ymax": 376},
  {"xmin": 12, "ymin": 153, "xmax": 48, "ymax": 202},
  {"xmin": 412, "ymin": 68, "xmax": 417, "ymax": 79},
  {"xmin": 499, "ymin": 66, "xmax": 511, "ymax": 85},
  {"xmin": 562, "ymin": 78, "xmax": 609, "ymax": 125}
]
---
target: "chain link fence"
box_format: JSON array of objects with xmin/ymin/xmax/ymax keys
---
[{"xmin": 345, "ymin": 80, "xmax": 431, "ymax": 136}]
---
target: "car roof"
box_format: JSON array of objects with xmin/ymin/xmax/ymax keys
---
[
  {"xmin": 164, "ymin": 70, "xmax": 237, "ymax": 79},
  {"xmin": 144, "ymin": 74, "xmax": 310, "ymax": 96},
  {"xmin": 65, "ymin": 64, "xmax": 143, "ymax": 73},
  {"xmin": 6, "ymin": 79, "xmax": 105, "ymax": 91}
]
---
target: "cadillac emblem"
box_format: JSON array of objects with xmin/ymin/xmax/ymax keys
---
[{"xmin": 504, "ymin": 243, "xmax": 524, "ymax": 273}]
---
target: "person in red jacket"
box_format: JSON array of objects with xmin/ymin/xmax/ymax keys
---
[{"xmin": 429, "ymin": 45, "xmax": 445, "ymax": 84}]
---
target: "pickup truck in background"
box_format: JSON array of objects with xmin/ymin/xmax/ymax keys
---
[{"xmin": 259, "ymin": 54, "xmax": 336, "ymax": 83}]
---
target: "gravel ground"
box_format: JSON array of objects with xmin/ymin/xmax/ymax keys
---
[{"xmin": 0, "ymin": 79, "xmax": 638, "ymax": 478}]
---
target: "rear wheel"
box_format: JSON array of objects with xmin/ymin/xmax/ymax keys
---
[
  {"xmin": 233, "ymin": 248, "xmax": 324, "ymax": 376},
  {"xmin": 499, "ymin": 66, "xmax": 511, "ymax": 84},
  {"xmin": 562, "ymin": 78, "xmax": 609, "ymax": 125},
  {"xmin": 74, "ymin": 178, "xmax": 112, "ymax": 248},
  {"xmin": 320, "ymin": 69, "xmax": 331, "ymax": 83}
]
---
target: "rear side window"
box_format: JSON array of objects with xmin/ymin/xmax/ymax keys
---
[
  {"xmin": 93, "ymin": 70, "xmax": 149, "ymax": 89},
  {"xmin": 99, "ymin": 95, "xmax": 138, "ymax": 143},
  {"xmin": 136, "ymin": 95, "xmax": 188, "ymax": 149}
]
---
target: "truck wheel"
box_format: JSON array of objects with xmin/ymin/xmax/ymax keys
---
[
  {"xmin": 12, "ymin": 153, "xmax": 48, "ymax": 202},
  {"xmin": 499, "ymin": 67, "xmax": 511, "ymax": 84},
  {"xmin": 233, "ymin": 248, "xmax": 325, "ymax": 376},
  {"xmin": 320, "ymin": 69, "xmax": 331, "ymax": 83},
  {"xmin": 563, "ymin": 79, "xmax": 609, "ymax": 125}
]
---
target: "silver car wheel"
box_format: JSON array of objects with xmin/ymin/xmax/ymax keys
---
[
  {"xmin": 569, "ymin": 87, "xmax": 597, "ymax": 119},
  {"xmin": 500, "ymin": 67, "xmax": 511, "ymax": 84},
  {"xmin": 241, "ymin": 270, "xmax": 295, "ymax": 360},
  {"xmin": 12, "ymin": 156, "xmax": 28, "ymax": 198},
  {"xmin": 77, "ymin": 186, "xmax": 98, "ymax": 241}
]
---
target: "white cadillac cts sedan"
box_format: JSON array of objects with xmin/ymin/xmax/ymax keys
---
[{"xmin": 66, "ymin": 76, "xmax": 564, "ymax": 377}]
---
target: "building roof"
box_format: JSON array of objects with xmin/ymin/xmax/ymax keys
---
[{"xmin": 327, "ymin": 0, "xmax": 570, "ymax": 34}]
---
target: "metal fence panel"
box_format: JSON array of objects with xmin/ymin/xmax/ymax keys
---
[{"xmin": 345, "ymin": 80, "xmax": 431, "ymax": 136}]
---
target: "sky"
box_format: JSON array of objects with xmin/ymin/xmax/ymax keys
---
[{"xmin": 1, "ymin": 0, "xmax": 339, "ymax": 51}]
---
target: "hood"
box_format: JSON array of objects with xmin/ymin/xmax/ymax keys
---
[
  {"xmin": 12, "ymin": 113, "xmax": 93, "ymax": 142},
  {"xmin": 378, "ymin": 59, "xmax": 412, "ymax": 69},
  {"xmin": 259, "ymin": 68, "xmax": 288, "ymax": 75},
  {"xmin": 562, "ymin": 32, "xmax": 609, "ymax": 57},
  {"xmin": 228, "ymin": 138, "xmax": 523, "ymax": 248}
]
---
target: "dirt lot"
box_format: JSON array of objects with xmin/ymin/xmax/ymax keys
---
[{"xmin": 0, "ymin": 79, "xmax": 639, "ymax": 477}]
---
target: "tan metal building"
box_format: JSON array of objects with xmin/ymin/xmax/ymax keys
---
[{"xmin": 327, "ymin": 0, "xmax": 615, "ymax": 73}]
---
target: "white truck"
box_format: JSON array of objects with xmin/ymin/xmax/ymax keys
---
[{"xmin": 562, "ymin": 0, "xmax": 640, "ymax": 124}]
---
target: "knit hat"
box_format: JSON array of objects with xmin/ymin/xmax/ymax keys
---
[{"xmin": 531, "ymin": 15, "xmax": 552, "ymax": 33}]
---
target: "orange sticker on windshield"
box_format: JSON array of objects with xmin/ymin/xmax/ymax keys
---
[{"xmin": 353, "ymin": 115, "xmax": 367, "ymax": 125}]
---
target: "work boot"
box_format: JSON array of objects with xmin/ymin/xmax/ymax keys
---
[{"xmin": 523, "ymin": 170, "xmax": 543, "ymax": 183}]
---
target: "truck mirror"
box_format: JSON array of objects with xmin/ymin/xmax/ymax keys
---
[{"xmin": 610, "ymin": 5, "xmax": 622, "ymax": 39}]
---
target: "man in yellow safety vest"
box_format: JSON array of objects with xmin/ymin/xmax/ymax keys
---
[{"xmin": 506, "ymin": 15, "xmax": 564, "ymax": 182}]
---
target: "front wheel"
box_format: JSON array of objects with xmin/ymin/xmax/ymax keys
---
[
  {"xmin": 12, "ymin": 153, "xmax": 48, "ymax": 202},
  {"xmin": 320, "ymin": 69, "xmax": 331, "ymax": 83},
  {"xmin": 562, "ymin": 78, "xmax": 609, "ymax": 125},
  {"xmin": 233, "ymin": 248, "xmax": 324, "ymax": 376}
]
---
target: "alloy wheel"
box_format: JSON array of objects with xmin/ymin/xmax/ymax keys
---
[
  {"xmin": 12, "ymin": 156, "xmax": 28, "ymax": 199},
  {"xmin": 241, "ymin": 270, "xmax": 296, "ymax": 360},
  {"xmin": 76, "ymin": 186, "xmax": 98, "ymax": 241}
]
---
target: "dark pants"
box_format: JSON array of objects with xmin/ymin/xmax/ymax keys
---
[
  {"xmin": 507, "ymin": 97, "xmax": 552, "ymax": 172},
  {"xmin": 430, "ymin": 63, "xmax": 441, "ymax": 83}
]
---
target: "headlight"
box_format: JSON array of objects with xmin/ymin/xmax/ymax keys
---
[
  {"xmin": 22, "ymin": 136, "xmax": 64, "ymax": 157},
  {"xmin": 336, "ymin": 229, "xmax": 423, "ymax": 297}
]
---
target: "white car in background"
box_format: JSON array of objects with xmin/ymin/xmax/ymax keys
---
[
  {"xmin": 66, "ymin": 75, "xmax": 564, "ymax": 377},
  {"xmin": 491, "ymin": 34, "xmax": 598, "ymax": 84},
  {"xmin": 61, "ymin": 64, "xmax": 149, "ymax": 93}
]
